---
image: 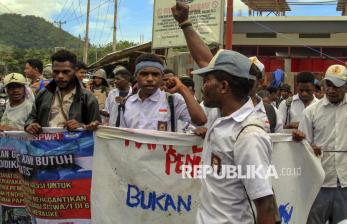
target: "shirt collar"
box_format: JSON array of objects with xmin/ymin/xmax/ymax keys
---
[
  {"xmin": 131, "ymin": 88, "xmax": 161, "ymax": 102},
  {"xmin": 218, "ymin": 98, "xmax": 254, "ymax": 123},
  {"xmin": 254, "ymin": 95, "xmax": 266, "ymax": 113},
  {"xmin": 293, "ymin": 94, "xmax": 300, "ymax": 101},
  {"xmin": 293, "ymin": 93, "xmax": 318, "ymax": 104}
]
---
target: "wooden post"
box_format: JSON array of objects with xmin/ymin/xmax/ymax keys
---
[{"xmin": 225, "ymin": 0, "xmax": 233, "ymax": 50}]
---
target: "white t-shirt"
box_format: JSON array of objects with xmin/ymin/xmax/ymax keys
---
[
  {"xmin": 1, "ymin": 99, "xmax": 33, "ymax": 130},
  {"xmin": 197, "ymin": 98, "xmax": 273, "ymax": 224}
]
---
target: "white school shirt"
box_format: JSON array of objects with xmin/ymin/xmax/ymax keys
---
[
  {"xmin": 104, "ymin": 86, "xmax": 132, "ymax": 126},
  {"xmin": 200, "ymin": 102, "xmax": 220, "ymax": 129},
  {"xmin": 278, "ymin": 94, "xmax": 318, "ymax": 125},
  {"xmin": 197, "ymin": 98, "xmax": 273, "ymax": 224},
  {"xmin": 1, "ymin": 99, "xmax": 33, "ymax": 129},
  {"xmin": 120, "ymin": 88, "xmax": 191, "ymax": 131},
  {"xmin": 299, "ymin": 94, "xmax": 347, "ymax": 188},
  {"xmin": 254, "ymin": 97, "xmax": 284, "ymax": 133}
]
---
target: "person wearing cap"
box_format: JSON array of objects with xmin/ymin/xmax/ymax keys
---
[
  {"xmin": 193, "ymin": 49, "xmax": 276, "ymax": 223},
  {"xmin": 42, "ymin": 64, "xmax": 53, "ymax": 80},
  {"xmin": 172, "ymin": 3, "xmax": 278, "ymax": 223},
  {"xmin": 299, "ymin": 64, "xmax": 347, "ymax": 223},
  {"xmin": 0, "ymin": 73, "xmax": 33, "ymax": 131},
  {"xmin": 103, "ymin": 66, "xmax": 132, "ymax": 126},
  {"xmin": 119, "ymin": 53, "xmax": 206, "ymax": 131},
  {"xmin": 89, "ymin": 69, "xmax": 109, "ymax": 110},
  {"xmin": 25, "ymin": 50, "xmax": 101, "ymax": 134},
  {"xmin": 278, "ymin": 72, "xmax": 318, "ymax": 129},
  {"xmin": 249, "ymin": 57, "xmax": 283, "ymax": 133}
]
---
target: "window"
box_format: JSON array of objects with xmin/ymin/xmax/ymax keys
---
[
  {"xmin": 299, "ymin": 33, "xmax": 330, "ymax": 38},
  {"xmin": 246, "ymin": 33, "xmax": 277, "ymax": 38}
]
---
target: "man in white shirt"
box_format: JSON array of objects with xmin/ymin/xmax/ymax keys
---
[
  {"xmin": 103, "ymin": 66, "xmax": 132, "ymax": 126},
  {"xmin": 249, "ymin": 57, "xmax": 283, "ymax": 133},
  {"xmin": 194, "ymin": 49, "xmax": 276, "ymax": 224},
  {"xmin": 299, "ymin": 64, "xmax": 347, "ymax": 224},
  {"xmin": 120, "ymin": 53, "xmax": 206, "ymax": 131},
  {"xmin": 278, "ymin": 71, "xmax": 318, "ymax": 129}
]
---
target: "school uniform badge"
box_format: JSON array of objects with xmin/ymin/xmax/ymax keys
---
[
  {"xmin": 157, "ymin": 121, "xmax": 168, "ymax": 131},
  {"xmin": 211, "ymin": 153, "xmax": 222, "ymax": 175}
]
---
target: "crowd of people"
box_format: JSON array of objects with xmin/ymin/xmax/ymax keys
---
[{"xmin": 0, "ymin": 1, "xmax": 346, "ymax": 224}]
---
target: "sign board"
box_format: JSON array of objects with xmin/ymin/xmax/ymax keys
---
[{"xmin": 152, "ymin": 0, "xmax": 225, "ymax": 49}]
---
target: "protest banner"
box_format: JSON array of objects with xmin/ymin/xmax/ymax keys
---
[
  {"xmin": 152, "ymin": 0, "xmax": 225, "ymax": 49},
  {"xmin": 92, "ymin": 127, "xmax": 325, "ymax": 224},
  {"xmin": 0, "ymin": 129, "xmax": 94, "ymax": 224}
]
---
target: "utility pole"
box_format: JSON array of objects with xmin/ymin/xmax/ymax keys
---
[
  {"xmin": 113, "ymin": 0, "xmax": 118, "ymax": 52},
  {"xmin": 54, "ymin": 20, "xmax": 66, "ymax": 47},
  {"xmin": 225, "ymin": 0, "xmax": 233, "ymax": 50},
  {"xmin": 83, "ymin": 0, "xmax": 91, "ymax": 64}
]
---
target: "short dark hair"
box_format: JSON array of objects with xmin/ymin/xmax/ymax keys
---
[
  {"xmin": 115, "ymin": 70, "xmax": 132, "ymax": 81},
  {"xmin": 51, "ymin": 50, "xmax": 77, "ymax": 66},
  {"xmin": 214, "ymin": 64, "xmax": 257, "ymax": 100},
  {"xmin": 163, "ymin": 68, "xmax": 175, "ymax": 75},
  {"xmin": 257, "ymin": 90, "xmax": 271, "ymax": 99},
  {"xmin": 267, "ymin": 86, "xmax": 279, "ymax": 95},
  {"xmin": 180, "ymin": 77, "xmax": 195, "ymax": 90},
  {"xmin": 76, "ymin": 61, "xmax": 87, "ymax": 70},
  {"xmin": 26, "ymin": 59, "xmax": 43, "ymax": 73},
  {"xmin": 297, "ymin": 72, "xmax": 315, "ymax": 84},
  {"xmin": 135, "ymin": 53, "xmax": 164, "ymax": 66}
]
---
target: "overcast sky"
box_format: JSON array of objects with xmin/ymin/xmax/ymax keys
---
[{"xmin": 0, "ymin": 0, "xmax": 341, "ymax": 45}]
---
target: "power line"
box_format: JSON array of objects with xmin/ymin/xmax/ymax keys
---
[
  {"xmin": 91, "ymin": 0, "xmax": 103, "ymax": 44},
  {"xmin": 249, "ymin": 19, "xmax": 346, "ymax": 64},
  {"xmin": 0, "ymin": 2, "xmax": 14, "ymax": 13},
  {"xmin": 55, "ymin": 0, "xmax": 69, "ymax": 21},
  {"xmin": 59, "ymin": 0, "xmax": 75, "ymax": 21},
  {"xmin": 70, "ymin": 0, "xmax": 85, "ymax": 32},
  {"xmin": 96, "ymin": 0, "xmax": 112, "ymax": 45},
  {"xmin": 66, "ymin": 0, "xmax": 113, "ymax": 24}
]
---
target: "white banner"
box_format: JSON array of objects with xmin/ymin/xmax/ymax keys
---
[
  {"xmin": 152, "ymin": 0, "xmax": 225, "ymax": 49},
  {"xmin": 92, "ymin": 127, "xmax": 324, "ymax": 224}
]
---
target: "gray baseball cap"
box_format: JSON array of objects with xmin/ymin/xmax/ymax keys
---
[{"xmin": 191, "ymin": 50, "xmax": 256, "ymax": 80}]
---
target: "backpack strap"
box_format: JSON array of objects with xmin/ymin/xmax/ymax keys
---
[
  {"xmin": 263, "ymin": 103, "xmax": 277, "ymax": 133},
  {"xmin": 235, "ymin": 119, "xmax": 265, "ymax": 223},
  {"xmin": 166, "ymin": 93, "xmax": 175, "ymax": 132},
  {"xmin": 285, "ymin": 97, "xmax": 293, "ymax": 125},
  {"xmin": 115, "ymin": 94, "xmax": 133, "ymax": 127}
]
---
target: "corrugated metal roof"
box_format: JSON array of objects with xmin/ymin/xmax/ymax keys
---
[
  {"xmin": 241, "ymin": 0, "xmax": 291, "ymax": 11},
  {"xmin": 88, "ymin": 42, "xmax": 152, "ymax": 69}
]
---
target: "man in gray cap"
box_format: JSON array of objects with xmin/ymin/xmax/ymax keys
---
[
  {"xmin": 299, "ymin": 64, "xmax": 347, "ymax": 224},
  {"xmin": 172, "ymin": 3, "xmax": 277, "ymax": 223},
  {"xmin": 193, "ymin": 50, "xmax": 276, "ymax": 224}
]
